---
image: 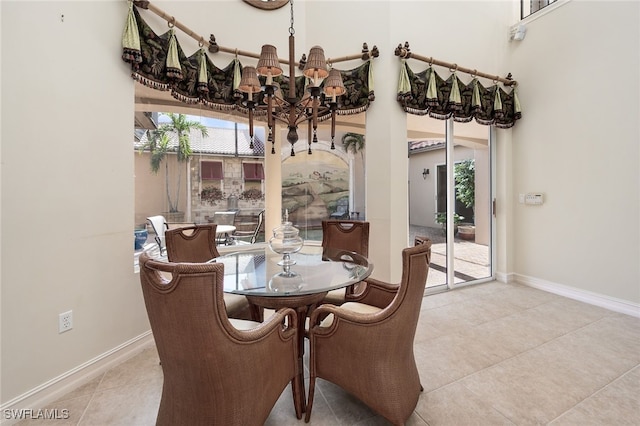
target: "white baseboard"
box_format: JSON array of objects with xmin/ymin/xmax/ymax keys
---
[
  {"xmin": 0, "ymin": 331, "xmax": 153, "ymax": 425},
  {"xmin": 515, "ymin": 273, "xmax": 640, "ymax": 318},
  {"xmin": 495, "ymin": 271, "xmax": 516, "ymax": 284}
]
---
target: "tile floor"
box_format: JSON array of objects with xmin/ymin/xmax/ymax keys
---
[{"xmin": 17, "ymin": 281, "xmax": 640, "ymax": 425}]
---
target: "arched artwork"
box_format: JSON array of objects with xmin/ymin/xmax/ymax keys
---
[{"xmin": 281, "ymin": 150, "xmax": 349, "ymax": 227}]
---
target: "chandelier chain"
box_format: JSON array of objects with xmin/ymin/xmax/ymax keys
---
[{"xmin": 289, "ymin": 0, "xmax": 295, "ymax": 36}]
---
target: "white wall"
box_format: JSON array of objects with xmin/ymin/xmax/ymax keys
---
[
  {"xmin": 1, "ymin": 1, "xmax": 146, "ymax": 404},
  {"xmin": 1, "ymin": 0, "xmax": 637, "ymax": 410},
  {"xmin": 507, "ymin": 0, "xmax": 640, "ymax": 303}
]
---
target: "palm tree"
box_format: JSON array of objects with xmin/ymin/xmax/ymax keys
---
[
  {"xmin": 143, "ymin": 113, "xmax": 208, "ymax": 213},
  {"xmin": 341, "ymin": 132, "xmax": 365, "ymax": 160}
]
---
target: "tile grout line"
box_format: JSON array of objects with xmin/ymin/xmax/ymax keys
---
[
  {"xmin": 75, "ymin": 372, "xmax": 107, "ymax": 426},
  {"xmin": 546, "ymin": 363, "xmax": 640, "ymax": 424}
]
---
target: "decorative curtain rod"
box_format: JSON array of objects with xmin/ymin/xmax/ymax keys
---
[
  {"xmin": 395, "ymin": 42, "xmax": 517, "ymax": 87},
  {"xmin": 132, "ymin": 1, "xmax": 378, "ymax": 68}
]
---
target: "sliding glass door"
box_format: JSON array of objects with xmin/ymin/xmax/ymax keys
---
[{"xmin": 408, "ymin": 117, "xmax": 493, "ymax": 291}]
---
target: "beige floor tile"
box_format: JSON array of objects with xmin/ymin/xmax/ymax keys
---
[
  {"xmin": 460, "ymin": 355, "xmax": 583, "ymax": 425},
  {"xmin": 78, "ymin": 375, "xmax": 163, "ymax": 426},
  {"xmin": 18, "ymin": 280, "xmax": 639, "ymax": 426},
  {"xmin": 549, "ymin": 366, "xmax": 640, "ymax": 425},
  {"xmin": 416, "ymin": 382, "xmax": 516, "ymax": 426},
  {"xmin": 15, "ymin": 395, "xmax": 92, "ymax": 426},
  {"xmin": 415, "ymin": 331, "xmax": 512, "ymax": 393},
  {"xmin": 459, "ymin": 314, "xmax": 640, "ymax": 426},
  {"xmin": 480, "ymin": 284, "xmax": 559, "ymax": 310},
  {"xmin": 95, "ymin": 346, "xmax": 161, "ymax": 392},
  {"xmin": 313, "ymin": 378, "xmax": 380, "ymax": 425}
]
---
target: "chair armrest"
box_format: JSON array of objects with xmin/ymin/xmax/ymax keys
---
[
  {"xmin": 225, "ymin": 307, "xmax": 298, "ymax": 342},
  {"xmin": 344, "ymin": 277, "xmax": 398, "ymax": 309},
  {"xmin": 308, "ymin": 302, "xmax": 386, "ymax": 332}
]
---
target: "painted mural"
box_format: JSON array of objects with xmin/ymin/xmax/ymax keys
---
[{"xmin": 282, "ymin": 150, "xmax": 349, "ymax": 227}]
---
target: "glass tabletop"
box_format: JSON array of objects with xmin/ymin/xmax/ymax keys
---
[{"xmin": 212, "ymin": 245, "xmax": 373, "ymax": 296}]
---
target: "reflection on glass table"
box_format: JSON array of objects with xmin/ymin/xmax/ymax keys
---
[{"xmin": 212, "ymin": 245, "xmax": 372, "ymax": 297}]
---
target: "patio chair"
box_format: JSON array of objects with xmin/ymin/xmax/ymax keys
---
[
  {"xmin": 305, "ymin": 242, "xmax": 432, "ymax": 425},
  {"xmin": 139, "ymin": 253, "xmax": 303, "ymax": 424},
  {"xmin": 146, "ymin": 215, "xmax": 169, "ymax": 254},
  {"xmin": 211, "ymin": 211, "xmax": 238, "ymax": 245},
  {"xmin": 329, "ymin": 198, "xmax": 349, "ymax": 219},
  {"xmin": 233, "ymin": 209, "xmax": 265, "ymax": 245},
  {"xmin": 320, "ymin": 220, "xmax": 370, "ymax": 305}
]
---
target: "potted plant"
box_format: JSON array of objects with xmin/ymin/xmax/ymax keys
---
[
  {"xmin": 142, "ymin": 113, "xmax": 208, "ymax": 221},
  {"xmin": 342, "ymin": 132, "xmax": 365, "ymax": 158},
  {"xmin": 454, "ymin": 159, "xmax": 475, "ymax": 240},
  {"xmin": 134, "ymin": 223, "xmax": 148, "ymax": 250},
  {"xmin": 435, "ymin": 212, "xmax": 463, "ymax": 236}
]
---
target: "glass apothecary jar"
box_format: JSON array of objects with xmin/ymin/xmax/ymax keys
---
[{"xmin": 268, "ymin": 210, "xmax": 304, "ymax": 266}]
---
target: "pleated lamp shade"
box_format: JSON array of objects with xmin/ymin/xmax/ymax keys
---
[
  {"xmin": 303, "ymin": 46, "xmax": 329, "ymax": 81},
  {"xmin": 323, "ymin": 69, "xmax": 346, "ymax": 99},
  {"xmin": 238, "ymin": 66, "xmax": 262, "ymax": 94},
  {"xmin": 256, "ymin": 45, "xmax": 283, "ymax": 77}
]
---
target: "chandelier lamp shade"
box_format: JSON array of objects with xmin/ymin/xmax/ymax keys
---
[
  {"xmin": 237, "ymin": 0, "xmax": 347, "ymax": 155},
  {"xmin": 122, "ymin": 0, "xmax": 378, "ymax": 155}
]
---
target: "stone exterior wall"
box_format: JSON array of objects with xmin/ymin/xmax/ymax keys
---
[{"xmin": 191, "ymin": 156, "xmax": 265, "ymax": 223}]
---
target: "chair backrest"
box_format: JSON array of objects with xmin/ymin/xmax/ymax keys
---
[
  {"xmin": 385, "ymin": 242, "xmax": 432, "ymax": 334},
  {"xmin": 249, "ymin": 209, "xmax": 265, "ymax": 244},
  {"xmin": 147, "ymin": 215, "xmax": 168, "ymax": 252},
  {"xmin": 138, "ymin": 253, "xmax": 298, "ymax": 424},
  {"xmin": 321, "ymin": 220, "xmax": 370, "ymax": 257},
  {"xmin": 212, "ymin": 211, "xmax": 237, "ymax": 226},
  {"xmin": 165, "ymin": 224, "xmax": 220, "ymax": 263}
]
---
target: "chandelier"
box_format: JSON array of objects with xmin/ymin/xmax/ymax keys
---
[{"xmin": 237, "ymin": 0, "xmax": 346, "ymax": 156}]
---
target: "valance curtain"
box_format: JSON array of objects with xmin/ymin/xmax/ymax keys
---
[
  {"xmin": 397, "ymin": 60, "xmax": 521, "ymax": 128},
  {"xmin": 122, "ymin": 4, "xmax": 375, "ymax": 121}
]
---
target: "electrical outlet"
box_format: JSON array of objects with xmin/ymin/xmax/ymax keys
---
[{"xmin": 59, "ymin": 310, "xmax": 73, "ymax": 333}]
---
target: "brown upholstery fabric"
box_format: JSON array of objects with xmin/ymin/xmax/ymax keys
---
[
  {"xmin": 165, "ymin": 224, "xmax": 220, "ymax": 263},
  {"xmin": 306, "ymin": 241, "xmax": 432, "ymax": 426},
  {"xmin": 320, "ymin": 220, "xmax": 370, "ymax": 305},
  {"xmin": 165, "ymin": 224, "xmax": 253, "ymax": 320},
  {"xmin": 139, "ymin": 253, "xmax": 303, "ymax": 425}
]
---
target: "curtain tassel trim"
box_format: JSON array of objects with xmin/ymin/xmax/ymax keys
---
[
  {"xmin": 121, "ymin": 2, "xmax": 142, "ymax": 64},
  {"xmin": 426, "ymin": 67, "xmax": 439, "ymax": 107},
  {"xmin": 165, "ymin": 29, "xmax": 184, "ymax": 81},
  {"xmin": 396, "ymin": 62, "xmax": 521, "ymax": 127},
  {"xmin": 122, "ymin": 4, "xmax": 375, "ymax": 119}
]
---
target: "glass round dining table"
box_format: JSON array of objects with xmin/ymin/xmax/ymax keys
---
[
  {"xmin": 212, "ymin": 244, "xmax": 373, "ymax": 414},
  {"xmin": 212, "ymin": 245, "xmax": 372, "ymax": 297}
]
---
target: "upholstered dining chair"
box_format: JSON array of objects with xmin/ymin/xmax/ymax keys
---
[
  {"xmin": 320, "ymin": 220, "xmax": 370, "ymax": 305},
  {"xmin": 139, "ymin": 253, "xmax": 303, "ymax": 425},
  {"xmin": 165, "ymin": 224, "xmax": 221, "ymax": 263},
  {"xmin": 305, "ymin": 241, "xmax": 432, "ymax": 426},
  {"xmin": 164, "ymin": 224, "xmax": 253, "ymax": 321}
]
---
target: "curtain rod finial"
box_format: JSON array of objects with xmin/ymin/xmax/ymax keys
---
[{"xmin": 208, "ymin": 34, "xmax": 219, "ymax": 53}]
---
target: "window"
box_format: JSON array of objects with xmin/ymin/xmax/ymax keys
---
[
  {"xmin": 243, "ymin": 162, "xmax": 264, "ymax": 181},
  {"xmin": 242, "ymin": 162, "xmax": 264, "ymax": 193},
  {"xmin": 522, "ymin": 0, "xmax": 557, "ymax": 19},
  {"xmin": 201, "ymin": 160, "xmax": 223, "ymax": 194},
  {"xmin": 201, "ymin": 161, "xmax": 223, "ymax": 180}
]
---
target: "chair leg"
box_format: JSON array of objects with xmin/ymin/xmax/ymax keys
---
[
  {"xmin": 305, "ymin": 376, "xmax": 316, "ymax": 423},
  {"xmin": 291, "ymin": 375, "xmax": 303, "ymax": 419}
]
